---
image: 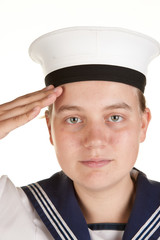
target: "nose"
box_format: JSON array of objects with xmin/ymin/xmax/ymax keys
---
[{"xmin": 83, "ymin": 123, "xmax": 108, "ymax": 149}]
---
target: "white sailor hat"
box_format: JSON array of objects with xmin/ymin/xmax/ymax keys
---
[{"xmin": 29, "ymin": 27, "xmax": 160, "ymax": 92}]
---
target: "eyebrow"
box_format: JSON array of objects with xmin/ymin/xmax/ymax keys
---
[
  {"xmin": 103, "ymin": 102, "xmax": 132, "ymax": 111},
  {"xmin": 57, "ymin": 105, "xmax": 83, "ymax": 113},
  {"xmin": 57, "ymin": 102, "xmax": 132, "ymax": 114}
]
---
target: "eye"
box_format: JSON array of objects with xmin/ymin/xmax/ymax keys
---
[
  {"xmin": 66, "ymin": 117, "xmax": 82, "ymax": 124},
  {"xmin": 108, "ymin": 115, "xmax": 123, "ymax": 123}
]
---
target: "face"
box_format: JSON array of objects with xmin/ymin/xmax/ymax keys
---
[{"xmin": 47, "ymin": 81, "xmax": 150, "ymax": 192}]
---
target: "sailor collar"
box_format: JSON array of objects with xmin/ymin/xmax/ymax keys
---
[{"xmin": 22, "ymin": 170, "xmax": 160, "ymax": 240}]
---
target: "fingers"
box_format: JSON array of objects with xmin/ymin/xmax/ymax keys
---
[
  {"xmin": 0, "ymin": 85, "xmax": 61, "ymax": 111},
  {"xmin": 0, "ymin": 106, "xmax": 41, "ymax": 139},
  {"xmin": 0, "ymin": 85, "xmax": 63, "ymax": 139},
  {"xmin": 0, "ymin": 86, "xmax": 62, "ymax": 121}
]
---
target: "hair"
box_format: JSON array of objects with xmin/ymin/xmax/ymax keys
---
[{"xmin": 137, "ymin": 89, "xmax": 147, "ymax": 112}]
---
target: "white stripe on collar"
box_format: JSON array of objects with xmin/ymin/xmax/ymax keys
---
[
  {"xmin": 27, "ymin": 183, "xmax": 78, "ymax": 240},
  {"xmin": 132, "ymin": 206, "xmax": 160, "ymax": 240}
]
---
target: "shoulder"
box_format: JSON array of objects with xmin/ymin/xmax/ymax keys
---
[
  {"xmin": 124, "ymin": 170, "xmax": 160, "ymax": 239},
  {"xmin": 0, "ymin": 175, "xmax": 17, "ymax": 199},
  {"xmin": 0, "ymin": 175, "xmax": 34, "ymax": 218},
  {"xmin": 134, "ymin": 169, "xmax": 160, "ymax": 218},
  {"xmin": 137, "ymin": 170, "xmax": 160, "ymax": 193},
  {"xmin": 0, "ymin": 175, "xmax": 54, "ymax": 240},
  {"xmin": 0, "ymin": 176, "xmax": 35, "ymax": 238}
]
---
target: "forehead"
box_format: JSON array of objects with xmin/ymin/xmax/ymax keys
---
[{"xmin": 54, "ymin": 81, "xmax": 138, "ymax": 110}]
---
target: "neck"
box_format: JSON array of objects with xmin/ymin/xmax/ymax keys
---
[{"xmin": 74, "ymin": 173, "xmax": 136, "ymax": 224}]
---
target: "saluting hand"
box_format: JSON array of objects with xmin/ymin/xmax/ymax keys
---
[{"xmin": 0, "ymin": 85, "xmax": 62, "ymax": 139}]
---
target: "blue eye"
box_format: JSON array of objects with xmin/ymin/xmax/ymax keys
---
[
  {"xmin": 108, "ymin": 115, "xmax": 123, "ymax": 122},
  {"xmin": 66, "ymin": 117, "xmax": 82, "ymax": 124}
]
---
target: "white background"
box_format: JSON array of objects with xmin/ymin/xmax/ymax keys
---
[{"xmin": 0, "ymin": 0, "xmax": 160, "ymax": 186}]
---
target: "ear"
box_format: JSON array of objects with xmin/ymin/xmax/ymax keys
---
[
  {"xmin": 45, "ymin": 110, "xmax": 54, "ymax": 145},
  {"xmin": 139, "ymin": 108, "xmax": 151, "ymax": 143}
]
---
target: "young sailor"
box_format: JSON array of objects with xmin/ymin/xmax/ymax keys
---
[{"xmin": 0, "ymin": 27, "xmax": 160, "ymax": 240}]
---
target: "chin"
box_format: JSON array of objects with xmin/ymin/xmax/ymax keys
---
[{"xmin": 74, "ymin": 171, "xmax": 114, "ymax": 191}]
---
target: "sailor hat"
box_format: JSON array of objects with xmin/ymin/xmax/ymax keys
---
[{"xmin": 29, "ymin": 27, "xmax": 160, "ymax": 92}]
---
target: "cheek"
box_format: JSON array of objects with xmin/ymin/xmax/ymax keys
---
[
  {"xmin": 112, "ymin": 126, "xmax": 140, "ymax": 161},
  {"xmin": 52, "ymin": 127, "xmax": 81, "ymax": 156},
  {"xmin": 52, "ymin": 130, "xmax": 83, "ymax": 174},
  {"xmin": 111, "ymin": 126, "xmax": 133, "ymax": 143},
  {"xmin": 111, "ymin": 123, "xmax": 140, "ymax": 147}
]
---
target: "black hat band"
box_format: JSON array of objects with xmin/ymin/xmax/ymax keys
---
[{"xmin": 45, "ymin": 64, "xmax": 146, "ymax": 92}]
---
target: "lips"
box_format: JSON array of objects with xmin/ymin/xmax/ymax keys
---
[{"xmin": 80, "ymin": 158, "xmax": 112, "ymax": 168}]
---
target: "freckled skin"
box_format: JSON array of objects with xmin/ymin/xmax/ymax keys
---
[{"xmin": 47, "ymin": 81, "xmax": 150, "ymax": 193}]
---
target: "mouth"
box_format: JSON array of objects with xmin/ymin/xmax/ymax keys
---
[{"xmin": 80, "ymin": 158, "xmax": 112, "ymax": 168}]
